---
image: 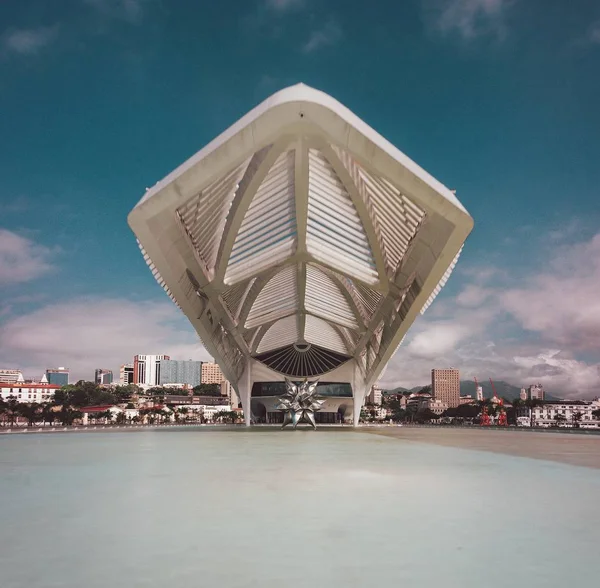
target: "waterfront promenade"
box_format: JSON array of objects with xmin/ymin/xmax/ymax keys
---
[{"xmin": 364, "ymin": 426, "xmax": 600, "ymax": 469}]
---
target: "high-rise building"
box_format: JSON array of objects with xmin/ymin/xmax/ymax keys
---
[
  {"xmin": 367, "ymin": 385, "xmax": 382, "ymax": 405},
  {"xmin": 476, "ymin": 385, "xmax": 483, "ymax": 401},
  {"xmin": 432, "ymin": 368, "xmax": 460, "ymax": 408},
  {"xmin": 46, "ymin": 367, "xmax": 69, "ymax": 387},
  {"xmin": 133, "ymin": 355, "xmax": 170, "ymax": 386},
  {"xmin": 201, "ymin": 361, "xmax": 225, "ymax": 385},
  {"xmin": 0, "ymin": 369, "xmax": 23, "ymax": 384},
  {"xmin": 528, "ymin": 384, "xmax": 544, "ymax": 401},
  {"xmin": 220, "ymin": 379, "xmax": 239, "ymax": 406},
  {"xmin": 119, "ymin": 363, "xmax": 134, "ymax": 385},
  {"xmin": 158, "ymin": 359, "xmax": 201, "ymax": 387},
  {"xmin": 520, "ymin": 388, "xmax": 527, "ymax": 401},
  {"xmin": 95, "ymin": 369, "xmax": 113, "ymax": 385}
]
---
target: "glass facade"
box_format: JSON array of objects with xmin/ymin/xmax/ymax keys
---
[
  {"xmin": 46, "ymin": 370, "xmax": 68, "ymax": 386},
  {"xmin": 158, "ymin": 360, "xmax": 202, "ymax": 387},
  {"xmin": 251, "ymin": 381, "xmax": 352, "ymax": 398}
]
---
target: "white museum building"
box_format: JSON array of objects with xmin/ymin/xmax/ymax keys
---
[{"xmin": 128, "ymin": 84, "xmax": 473, "ymax": 425}]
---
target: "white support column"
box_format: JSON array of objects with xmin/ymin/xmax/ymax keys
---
[
  {"xmin": 237, "ymin": 361, "xmax": 253, "ymax": 427},
  {"xmin": 352, "ymin": 362, "xmax": 368, "ymax": 427}
]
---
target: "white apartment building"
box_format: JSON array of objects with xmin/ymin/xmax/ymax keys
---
[
  {"xmin": 528, "ymin": 384, "xmax": 545, "ymax": 400},
  {"xmin": 0, "ymin": 369, "xmax": 23, "ymax": 384},
  {"xmin": 516, "ymin": 399, "xmax": 600, "ymax": 427},
  {"xmin": 476, "ymin": 385, "xmax": 484, "ymax": 401},
  {"xmin": 133, "ymin": 355, "xmax": 170, "ymax": 386},
  {"xmin": 0, "ymin": 383, "xmax": 61, "ymax": 403},
  {"xmin": 367, "ymin": 385, "xmax": 382, "ymax": 405}
]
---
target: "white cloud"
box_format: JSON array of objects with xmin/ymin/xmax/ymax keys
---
[
  {"xmin": 425, "ymin": 0, "xmax": 512, "ymax": 39},
  {"xmin": 0, "ymin": 297, "xmax": 210, "ymax": 382},
  {"xmin": 380, "ymin": 230, "xmax": 600, "ymax": 397},
  {"xmin": 2, "ymin": 26, "xmax": 58, "ymax": 55},
  {"xmin": 406, "ymin": 322, "xmax": 475, "ymax": 358},
  {"xmin": 0, "ymin": 230, "xmax": 55, "ymax": 285},
  {"xmin": 302, "ymin": 19, "xmax": 342, "ymax": 53},
  {"xmin": 501, "ymin": 234, "xmax": 600, "ymax": 351}
]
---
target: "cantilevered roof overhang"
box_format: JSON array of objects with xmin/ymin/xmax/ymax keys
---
[{"xmin": 128, "ymin": 83, "xmax": 473, "ymax": 389}]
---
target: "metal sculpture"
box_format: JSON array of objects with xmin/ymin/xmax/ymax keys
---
[{"xmin": 276, "ymin": 379, "xmax": 325, "ymax": 430}]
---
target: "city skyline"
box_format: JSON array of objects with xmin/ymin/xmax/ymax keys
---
[{"xmin": 1, "ymin": 1, "xmax": 599, "ymax": 396}]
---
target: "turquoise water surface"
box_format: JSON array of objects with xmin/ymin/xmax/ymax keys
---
[{"xmin": 1, "ymin": 429, "xmax": 599, "ymax": 587}]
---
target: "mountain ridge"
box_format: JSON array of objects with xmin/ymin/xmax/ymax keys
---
[{"xmin": 383, "ymin": 381, "xmax": 559, "ymax": 400}]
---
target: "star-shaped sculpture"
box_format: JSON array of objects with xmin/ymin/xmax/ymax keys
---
[{"xmin": 275, "ymin": 379, "xmax": 325, "ymax": 430}]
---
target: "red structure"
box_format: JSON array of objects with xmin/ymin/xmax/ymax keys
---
[
  {"xmin": 490, "ymin": 378, "xmax": 508, "ymax": 426},
  {"xmin": 480, "ymin": 405, "xmax": 491, "ymax": 426}
]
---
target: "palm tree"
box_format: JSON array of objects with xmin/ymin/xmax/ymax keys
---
[
  {"xmin": 554, "ymin": 413, "xmax": 567, "ymax": 427},
  {"xmin": 572, "ymin": 410, "xmax": 583, "ymax": 429}
]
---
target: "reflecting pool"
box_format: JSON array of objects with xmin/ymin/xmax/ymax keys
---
[{"xmin": 1, "ymin": 429, "xmax": 599, "ymax": 587}]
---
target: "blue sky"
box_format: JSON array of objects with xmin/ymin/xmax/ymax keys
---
[{"xmin": 1, "ymin": 0, "xmax": 599, "ymax": 396}]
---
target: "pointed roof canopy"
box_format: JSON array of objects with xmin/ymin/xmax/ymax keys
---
[{"xmin": 128, "ymin": 84, "xmax": 473, "ymax": 385}]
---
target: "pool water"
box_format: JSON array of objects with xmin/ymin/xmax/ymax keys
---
[{"xmin": 1, "ymin": 429, "xmax": 599, "ymax": 587}]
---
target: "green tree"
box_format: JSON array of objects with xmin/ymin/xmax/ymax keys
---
[
  {"xmin": 509, "ymin": 398, "xmax": 523, "ymax": 425},
  {"xmin": 592, "ymin": 408, "xmax": 600, "ymax": 420},
  {"xmin": 17, "ymin": 404, "xmax": 41, "ymax": 427},
  {"xmin": 455, "ymin": 403, "xmax": 479, "ymax": 420},
  {"xmin": 415, "ymin": 408, "xmax": 440, "ymax": 423},
  {"xmin": 193, "ymin": 383, "xmax": 221, "ymax": 396},
  {"xmin": 387, "ymin": 398, "xmax": 407, "ymax": 422},
  {"xmin": 4, "ymin": 396, "xmax": 20, "ymax": 426},
  {"xmin": 572, "ymin": 411, "xmax": 583, "ymax": 429},
  {"xmin": 41, "ymin": 403, "xmax": 56, "ymax": 426}
]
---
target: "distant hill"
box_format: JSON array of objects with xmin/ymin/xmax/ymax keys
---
[
  {"xmin": 382, "ymin": 385, "xmax": 428, "ymax": 396},
  {"xmin": 382, "ymin": 386, "xmax": 409, "ymax": 395}
]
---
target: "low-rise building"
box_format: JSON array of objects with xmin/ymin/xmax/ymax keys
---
[
  {"xmin": 201, "ymin": 404, "xmax": 232, "ymax": 421},
  {"xmin": 0, "ymin": 382, "xmax": 61, "ymax": 403},
  {"xmin": 407, "ymin": 392, "xmax": 432, "ymax": 412},
  {"xmin": 459, "ymin": 395, "xmax": 475, "ymax": 405},
  {"xmin": 427, "ymin": 398, "xmax": 448, "ymax": 415},
  {"xmin": 516, "ymin": 399, "xmax": 600, "ymax": 427}
]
